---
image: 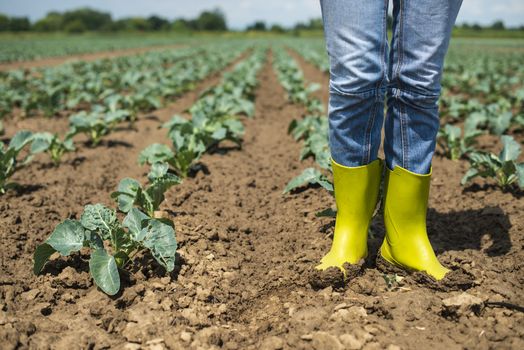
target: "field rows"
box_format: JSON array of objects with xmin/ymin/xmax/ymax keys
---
[{"xmin": 0, "ymin": 40, "xmax": 523, "ymax": 349}]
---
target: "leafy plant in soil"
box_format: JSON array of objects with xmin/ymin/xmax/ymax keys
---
[
  {"xmin": 139, "ymin": 139, "xmax": 206, "ymax": 179},
  {"xmin": 34, "ymin": 203, "xmax": 177, "ymax": 295},
  {"xmin": 437, "ymin": 123, "xmax": 482, "ymax": 161},
  {"xmin": 0, "ymin": 130, "xmax": 33, "ymax": 194},
  {"xmin": 67, "ymin": 108, "xmax": 130, "ymax": 146},
  {"xmin": 30, "ymin": 132, "xmax": 75, "ymax": 165},
  {"xmin": 112, "ymin": 162, "xmax": 181, "ymax": 217},
  {"xmin": 461, "ymin": 135, "xmax": 524, "ymax": 190},
  {"xmin": 283, "ymin": 167, "xmax": 333, "ymax": 194}
]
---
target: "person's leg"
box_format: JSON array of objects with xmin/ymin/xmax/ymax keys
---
[
  {"xmin": 385, "ymin": 0, "xmax": 463, "ymax": 174},
  {"xmin": 317, "ymin": 0, "xmax": 388, "ymax": 272},
  {"xmin": 381, "ymin": 0, "xmax": 463, "ymax": 280},
  {"xmin": 320, "ymin": 0, "xmax": 389, "ymax": 167}
]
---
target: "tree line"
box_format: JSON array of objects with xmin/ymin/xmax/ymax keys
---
[
  {"xmin": 0, "ymin": 8, "xmax": 522, "ymax": 33},
  {"xmin": 0, "ymin": 8, "xmax": 228, "ymax": 33},
  {"xmin": 0, "ymin": 8, "xmax": 319, "ymax": 33}
]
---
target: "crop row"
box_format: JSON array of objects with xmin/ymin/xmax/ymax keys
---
[
  {"xmin": 0, "ymin": 35, "xmax": 190, "ymax": 63},
  {"xmin": 0, "ymin": 43, "xmax": 248, "ymax": 137},
  {"xmin": 25, "ymin": 48, "xmax": 266, "ymax": 295},
  {"xmin": 272, "ymin": 47, "xmax": 334, "ymax": 216}
]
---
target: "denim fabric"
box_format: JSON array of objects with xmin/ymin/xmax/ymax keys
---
[{"xmin": 320, "ymin": 0, "xmax": 462, "ymax": 174}]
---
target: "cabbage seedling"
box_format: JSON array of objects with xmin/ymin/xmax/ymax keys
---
[
  {"xmin": 0, "ymin": 130, "xmax": 33, "ymax": 194},
  {"xmin": 437, "ymin": 123, "xmax": 482, "ymax": 161},
  {"xmin": 67, "ymin": 109, "xmax": 129, "ymax": 146},
  {"xmin": 34, "ymin": 204, "xmax": 177, "ymax": 296},
  {"xmin": 462, "ymin": 135, "xmax": 524, "ymax": 190},
  {"xmin": 30, "ymin": 132, "xmax": 75, "ymax": 165},
  {"xmin": 112, "ymin": 162, "xmax": 181, "ymax": 217}
]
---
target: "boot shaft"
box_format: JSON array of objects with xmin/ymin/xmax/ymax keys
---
[{"xmin": 332, "ymin": 159, "xmax": 382, "ymax": 217}]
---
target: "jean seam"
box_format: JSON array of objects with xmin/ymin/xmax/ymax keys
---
[
  {"xmin": 329, "ymin": 83, "xmax": 378, "ymax": 98},
  {"xmin": 400, "ymin": 100, "xmax": 409, "ymax": 169},
  {"xmin": 363, "ymin": 102, "xmax": 378, "ymax": 165},
  {"xmin": 388, "ymin": 86, "xmax": 440, "ymax": 99},
  {"xmin": 394, "ymin": 0, "xmax": 405, "ymax": 89},
  {"xmin": 376, "ymin": 0, "xmax": 388, "ymax": 98}
]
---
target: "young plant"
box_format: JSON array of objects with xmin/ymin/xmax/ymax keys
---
[
  {"xmin": 112, "ymin": 162, "xmax": 181, "ymax": 217},
  {"xmin": 283, "ymin": 167, "xmax": 333, "ymax": 194},
  {"xmin": 33, "ymin": 203, "xmax": 177, "ymax": 295},
  {"xmin": 437, "ymin": 123, "xmax": 482, "ymax": 161},
  {"xmin": 30, "ymin": 132, "xmax": 75, "ymax": 165},
  {"xmin": 461, "ymin": 135, "xmax": 524, "ymax": 191},
  {"xmin": 139, "ymin": 139, "xmax": 205, "ymax": 179},
  {"xmin": 0, "ymin": 130, "xmax": 33, "ymax": 194},
  {"xmin": 166, "ymin": 112, "xmax": 244, "ymax": 149},
  {"xmin": 67, "ymin": 108, "xmax": 129, "ymax": 146}
]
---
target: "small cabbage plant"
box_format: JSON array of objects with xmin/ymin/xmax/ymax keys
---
[
  {"xmin": 437, "ymin": 123, "xmax": 482, "ymax": 161},
  {"xmin": 461, "ymin": 135, "xmax": 524, "ymax": 191},
  {"xmin": 112, "ymin": 162, "xmax": 181, "ymax": 217},
  {"xmin": 30, "ymin": 132, "xmax": 75, "ymax": 165},
  {"xmin": 67, "ymin": 108, "xmax": 129, "ymax": 146},
  {"xmin": 34, "ymin": 203, "xmax": 177, "ymax": 295},
  {"xmin": 0, "ymin": 130, "xmax": 33, "ymax": 194}
]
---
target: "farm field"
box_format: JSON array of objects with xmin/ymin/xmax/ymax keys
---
[
  {"xmin": 1, "ymin": 37, "xmax": 523, "ymax": 350},
  {"xmin": 0, "ymin": 33, "xmax": 191, "ymax": 63}
]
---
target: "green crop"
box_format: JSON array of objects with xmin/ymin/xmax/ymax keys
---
[
  {"xmin": 30, "ymin": 132, "xmax": 75, "ymax": 165},
  {"xmin": 34, "ymin": 203, "xmax": 177, "ymax": 295},
  {"xmin": 273, "ymin": 47, "xmax": 324, "ymax": 114},
  {"xmin": 437, "ymin": 123, "xmax": 482, "ymax": 161},
  {"xmin": 0, "ymin": 130, "xmax": 33, "ymax": 194},
  {"xmin": 139, "ymin": 140, "xmax": 206, "ymax": 179},
  {"xmin": 139, "ymin": 49, "xmax": 265, "ymax": 177},
  {"xmin": 0, "ymin": 45, "xmax": 245, "ymax": 118},
  {"xmin": 283, "ymin": 167, "xmax": 333, "ymax": 194},
  {"xmin": 0, "ymin": 35, "xmax": 190, "ymax": 63},
  {"xmin": 272, "ymin": 47, "xmax": 334, "ymax": 198},
  {"xmin": 462, "ymin": 135, "xmax": 524, "ymax": 191},
  {"xmin": 112, "ymin": 162, "xmax": 181, "ymax": 217},
  {"xmin": 139, "ymin": 111, "xmax": 244, "ymax": 178},
  {"xmin": 67, "ymin": 108, "xmax": 129, "ymax": 146}
]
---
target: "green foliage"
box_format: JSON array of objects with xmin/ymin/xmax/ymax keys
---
[
  {"xmin": 437, "ymin": 123, "xmax": 482, "ymax": 160},
  {"xmin": 0, "ymin": 130, "xmax": 33, "ymax": 194},
  {"xmin": 34, "ymin": 203, "xmax": 177, "ymax": 295},
  {"xmin": 283, "ymin": 167, "xmax": 333, "ymax": 194},
  {"xmin": 112, "ymin": 162, "xmax": 181, "ymax": 217},
  {"xmin": 139, "ymin": 49, "xmax": 265, "ymax": 177},
  {"xmin": 139, "ymin": 140, "xmax": 205, "ymax": 178},
  {"xmin": 0, "ymin": 45, "xmax": 241, "ymax": 117},
  {"xmin": 30, "ymin": 132, "xmax": 75, "ymax": 165},
  {"xmin": 273, "ymin": 47, "xmax": 325, "ymax": 114},
  {"xmin": 273, "ymin": 47, "xmax": 333, "ymax": 195},
  {"xmin": 462, "ymin": 135, "xmax": 524, "ymax": 190},
  {"xmin": 67, "ymin": 109, "xmax": 129, "ymax": 146}
]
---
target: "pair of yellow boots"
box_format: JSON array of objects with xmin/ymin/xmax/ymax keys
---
[{"xmin": 317, "ymin": 159, "xmax": 449, "ymax": 281}]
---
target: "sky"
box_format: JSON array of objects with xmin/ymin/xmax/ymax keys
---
[{"xmin": 0, "ymin": 0, "xmax": 523, "ymax": 29}]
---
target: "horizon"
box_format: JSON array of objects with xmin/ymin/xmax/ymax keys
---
[{"xmin": 0, "ymin": 0, "xmax": 523, "ymax": 29}]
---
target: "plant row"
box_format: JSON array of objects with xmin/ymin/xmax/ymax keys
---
[
  {"xmin": 0, "ymin": 43, "xmax": 247, "ymax": 128},
  {"xmin": 29, "ymin": 48, "xmax": 266, "ymax": 295},
  {"xmin": 139, "ymin": 48, "xmax": 267, "ymax": 177},
  {"xmin": 272, "ymin": 47, "xmax": 334, "ymax": 213},
  {"xmin": 1, "ymin": 46, "xmax": 255, "ymax": 196}
]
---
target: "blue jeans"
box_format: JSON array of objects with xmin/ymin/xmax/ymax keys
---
[{"xmin": 320, "ymin": 0, "xmax": 462, "ymax": 174}]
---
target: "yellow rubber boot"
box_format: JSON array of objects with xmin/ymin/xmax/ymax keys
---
[
  {"xmin": 380, "ymin": 166, "xmax": 449, "ymax": 280},
  {"xmin": 316, "ymin": 159, "xmax": 382, "ymax": 272}
]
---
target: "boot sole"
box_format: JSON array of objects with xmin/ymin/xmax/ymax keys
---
[{"xmin": 375, "ymin": 252, "xmax": 476, "ymax": 292}]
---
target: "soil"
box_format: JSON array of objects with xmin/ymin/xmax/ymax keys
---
[
  {"xmin": 0, "ymin": 44, "xmax": 184, "ymax": 71},
  {"xmin": 1, "ymin": 50, "xmax": 523, "ymax": 350}
]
